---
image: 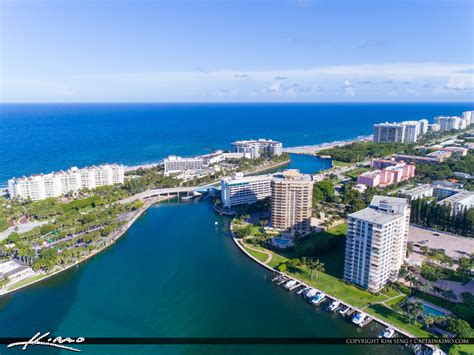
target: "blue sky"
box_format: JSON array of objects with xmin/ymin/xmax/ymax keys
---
[{"xmin": 1, "ymin": 0, "xmax": 473, "ymax": 102}]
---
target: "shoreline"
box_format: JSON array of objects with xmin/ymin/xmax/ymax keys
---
[
  {"xmin": 125, "ymin": 136, "xmax": 366, "ymax": 172},
  {"xmin": 229, "ymin": 222, "xmax": 435, "ymax": 345},
  {"xmin": 0, "ymin": 196, "xmax": 171, "ymax": 297},
  {"xmin": 0, "ymin": 158, "xmax": 291, "ymax": 297},
  {"xmin": 282, "ymin": 135, "xmax": 372, "ymax": 156}
]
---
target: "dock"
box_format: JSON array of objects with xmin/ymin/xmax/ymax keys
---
[
  {"xmin": 232, "ymin": 232, "xmax": 442, "ymax": 354},
  {"xmin": 359, "ymin": 317, "xmax": 373, "ymax": 328}
]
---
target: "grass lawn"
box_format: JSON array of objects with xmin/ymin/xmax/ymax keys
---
[
  {"xmin": 332, "ymin": 160, "xmax": 353, "ymax": 167},
  {"xmin": 241, "ymin": 222, "xmax": 431, "ymax": 338},
  {"xmin": 7, "ymin": 273, "xmax": 49, "ymax": 291},
  {"xmin": 345, "ymin": 167, "xmax": 371, "ymax": 179},
  {"xmin": 242, "ymin": 244, "xmax": 269, "ymax": 263}
]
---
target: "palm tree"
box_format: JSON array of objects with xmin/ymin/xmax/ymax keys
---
[
  {"xmin": 424, "ymin": 315, "xmax": 436, "ymax": 329},
  {"xmin": 0, "ymin": 277, "xmax": 9, "ymax": 289},
  {"xmin": 405, "ymin": 302, "xmax": 423, "ymax": 324},
  {"xmin": 307, "ymin": 259, "xmax": 325, "ymax": 281}
]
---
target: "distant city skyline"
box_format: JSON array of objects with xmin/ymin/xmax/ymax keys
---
[{"xmin": 1, "ymin": 0, "xmax": 473, "ymax": 102}]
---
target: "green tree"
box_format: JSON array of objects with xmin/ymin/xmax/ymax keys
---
[{"xmin": 307, "ymin": 259, "xmax": 325, "ymax": 281}]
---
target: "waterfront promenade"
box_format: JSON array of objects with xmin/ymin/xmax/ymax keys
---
[{"xmin": 230, "ymin": 224, "xmax": 437, "ymax": 351}]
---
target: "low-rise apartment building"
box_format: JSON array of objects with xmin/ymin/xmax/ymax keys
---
[
  {"xmin": 231, "ymin": 139, "xmax": 283, "ymax": 159},
  {"xmin": 8, "ymin": 164, "xmax": 125, "ymax": 201}
]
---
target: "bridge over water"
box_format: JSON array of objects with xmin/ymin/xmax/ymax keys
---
[{"xmin": 119, "ymin": 182, "xmax": 220, "ymax": 204}]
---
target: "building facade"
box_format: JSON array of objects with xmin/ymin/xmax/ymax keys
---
[
  {"xmin": 220, "ymin": 173, "xmax": 272, "ymax": 208},
  {"xmin": 401, "ymin": 184, "xmax": 434, "ymax": 200},
  {"xmin": 8, "ymin": 164, "xmax": 125, "ymax": 201},
  {"xmin": 438, "ymin": 190, "xmax": 474, "ymax": 215},
  {"xmin": 163, "ymin": 155, "xmax": 204, "ymax": 175},
  {"xmin": 0, "ymin": 260, "xmax": 35, "ymax": 285},
  {"xmin": 231, "ymin": 139, "xmax": 283, "ymax": 159},
  {"xmin": 435, "ymin": 116, "xmax": 461, "ymax": 131},
  {"xmin": 462, "ymin": 111, "xmax": 473, "ymax": 126},
  {"xmin": 418, "ymin": 119, "xmax": 429, "ymax": 135},
  {"xmin": 271, "ymin": 170, "xmax": 313, "ymax": 235},
  {"xmin": 402, "ymin": 121, "xmax": 420, "ymax": 143},
  {"xmin": 373, "ymin": 123, "xmax": 406, "ymax": 143},
  {"xmin": 344, "ymin": 196, "xmax": 410, "ymax": 293},
  {"xmin": 357, "ymin": 160, "xmax": 415, "ymax": 188}
]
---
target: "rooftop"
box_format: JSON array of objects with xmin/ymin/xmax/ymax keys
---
[
  {"xmin": 349, "ymin": 206, "xmax": 404, "ymax": 225},
  {"xmin": 273, "ymin": 169, "xmax": 312, "ymax": 182},
  {"xmin": 439, "ymin": 190, "xmax": 474, "ymax": 205},
  {"xmin": 0, "ymin": 260, "xmax": 31, "ymax": 278}
]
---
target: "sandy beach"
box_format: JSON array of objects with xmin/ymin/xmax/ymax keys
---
[{"xmin": 282, "ymin": 135, "xmax": 373, "ymax": 155}]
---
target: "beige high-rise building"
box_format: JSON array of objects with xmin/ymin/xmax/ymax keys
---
[{"xmin": 271, "ymin": 169, "xmax": 313, "ymax": 235}]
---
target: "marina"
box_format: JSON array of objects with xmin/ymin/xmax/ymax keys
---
[{"xmin": 235, "ymin": 228, "xmax": 440, "ymax": 354}]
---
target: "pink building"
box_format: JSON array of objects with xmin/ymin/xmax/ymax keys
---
[
  {"xmin": 357, "ymin": 170, "xmax": 381, "ymax": 188},
  {"xmin": 358, "ymin": 161, "xmax": 415, "ymax": 188}
]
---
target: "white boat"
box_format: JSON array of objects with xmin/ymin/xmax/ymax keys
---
[
  {"xmin": 284, "ymin": 280, "xmax": 297, "ymax": 289},
  {"xmin": 304, "ymin": 288, "xmax": 317, "ymax": 299},
  {"xmin": 339, "ymin": 305, "xmax": 350, "ymax": 315},
  {"xmin": 297, "ymin": 287, "xmax": 309, "ymax": 295},
  {"xmin": 379, "ymin": 327, "xmax": 395, "ymax": 339},
  {"xmin": 310, "ymin": 292, "xmax": 326, "ymax": 305},
  {"xmin": 328, "ymin": 300, "xmax": 340, "ymax": 311},
  {"xmin": 352, "ymin": 312, "xmax": 367, "ymax": 325},
  {"xmin": 214, "ymin": 221, "xmax": 218, "ymax": 225}
]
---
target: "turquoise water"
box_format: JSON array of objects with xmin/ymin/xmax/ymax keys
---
[
  {"xmin": 0, "ymin": 201, "xmax": 409, "ymax": 354},
  {"xmin": 2, "ymin": 103, "xmax": 468, "ymax": 353},
  {"xmin": 422, "ymin": 304, "xmax": 447, "ymax": 317},
  {"xmin": 1, "ymin": 102, "xmax": 472, "ymax": 183}
]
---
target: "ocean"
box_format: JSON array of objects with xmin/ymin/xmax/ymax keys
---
[
  {"xmin": 1, "ymin": 102, "xmax": 472, "ymax": 183},
  {"xmin": 0, "ymin": 103, "xmax": 473, "ymax": 354}
]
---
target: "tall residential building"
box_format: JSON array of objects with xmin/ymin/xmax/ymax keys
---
[
  {"xmin": 231, "ymin": 139, "xmax": 283, "ymax": 159},
  {"xmin": 373, "ymin": 121, "xmax": 422, "ymax": 143},
  {"xmin": 163, "ymin": 155, "xmax": 204, "ymax": 175},
  {"xmin": 462, "ymin": 111, "xmax": 473, "ymax": 126},
  {"xmin": 418, "ymin": 119, "xmax": 429, "ymax": 135},
  {"xmin": 435, "ymin": 116, "xmax": 461, "ymax": 131},
  {"xmin": 428, "ymin": 123, "xmax": 441, "ymax": 132},
  {"xmin": 8, "ymin": 164, "xmax": 125, "ymax": 201},
  {"xmin": 271, "ymin": 169, "xmax": 313, "ymax": 235},
  {"xmin": 401, "ymin": 121, "xmax": 420, "ymax": 143},
  {"xmin": 344, "ymin": 196, "xmax": 410, "ymax": 293},
  {"xmin": 220, "ymin": 173, "xmax": 272, "ymax": 208},
  {"xmin": 373, "ymin": 123, "xmax": 406, "ymax": 143}
]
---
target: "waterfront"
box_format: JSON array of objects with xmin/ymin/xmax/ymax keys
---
[
  {"xmin": 1, "ymin": 102, "xmax": 473, "ymax": 183},
  {"xmin": 0, "ymin": 102, "xmax": 472, "ymax": 354},
  {"xmin": 0, "ymin": 200, "xmax": 410, "ymax": 354}
]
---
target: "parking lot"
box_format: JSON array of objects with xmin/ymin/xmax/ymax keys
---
[{"xmin": 408, "ymin": 225, "xmax": 474, "ymax": 261}]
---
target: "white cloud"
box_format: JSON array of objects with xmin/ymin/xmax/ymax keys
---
[
  {"xmin": 2, "ymin": 62, "xmax": 473, "ymax": 102},
  {"xmin": 342, "ymin": 80, "xmax": 355, "ymax": 97}
]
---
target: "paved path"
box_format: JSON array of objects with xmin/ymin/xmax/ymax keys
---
[
  {"xmin": 363, "ymin": 293, "xmax": 405, "ymax": 310},
  {"xmin": 241, "ymin": 239, "xmax": 273, "ymax": 264}
]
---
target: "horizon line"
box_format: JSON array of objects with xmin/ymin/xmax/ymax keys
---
[{"xmin": 1, "ymin": 101, "xmax": 473, "ymax": 105}]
